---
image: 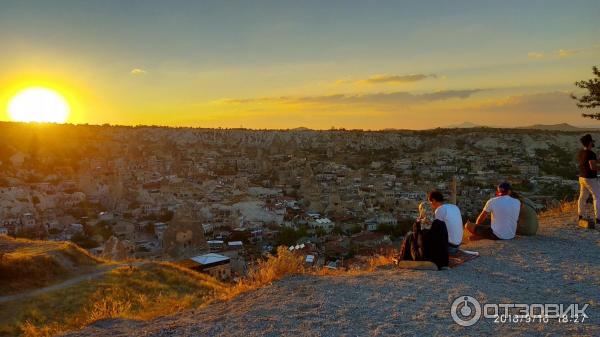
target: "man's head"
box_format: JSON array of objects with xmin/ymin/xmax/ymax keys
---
[
  {"xmin": 427, "ymin": 190, "xmax": 444, "ymax": 209},
  {"xmin": 496, "ymin": 182, "xmax": 512, "ymax": 196},
  {"xmin": 580, "ymin": 134, "xmax": 595, "ymax": 149}
]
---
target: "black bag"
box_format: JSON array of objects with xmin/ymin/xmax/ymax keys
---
[{"xmin": 399, "ymin": 219, "xmax": 449, "ymax": 270}]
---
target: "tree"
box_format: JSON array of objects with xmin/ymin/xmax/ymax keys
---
[
  {"xmin": 572, "ymin": 66, "xmax": 600, "ymax": 119},
  {"xmin": 314, "ymin": 227, "xmax": 327, "ymax": 237}
]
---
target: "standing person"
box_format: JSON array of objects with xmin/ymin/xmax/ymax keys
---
[
  {"xmin": 466, "ymin": 182, "xmax": 520, "ymax": 240},
  {"xmin": 427, "ymin": 190, "xmax": 463, "ymax": 254},
  {"xmin": 577, "ymin": 134, "xmax": 599, "ymax": 229}
]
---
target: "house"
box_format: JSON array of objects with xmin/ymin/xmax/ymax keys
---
[
  {"xmin": 154, "ymin": 222, "xmax": 168, "ymax": 240},
  {"xmin": 180, "ymin": 253, "xmax": 231, "ymax": 281},
  {"xmin": 365, "ymin": 218, "xmax": 378, "ymax": 232},
  {"xmin": 20, "ymin": 213, "xmax": 36, "ymax": 228},
  {"xmin": 305, "ymin": 254, "xmax": 315, "ymax": 265},
  {"xmin": 227, "ymin": 241, "xmax": 243, "ymax": 250},
  {"xmin": 207, "ymin": 240, "xmax": 225, "ymax": 251},
  {"xmin": 309, "ymin": 217, "xmax": 334, "ymax": 233}
]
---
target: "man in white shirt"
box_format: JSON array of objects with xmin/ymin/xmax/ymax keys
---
[
  {"xmin": 428, "ymin": 190, "xmax": 463, "ymax": 253},
  {"xmin": 466, "ymin": 182, "xmax": 521, "ymax": 240}
]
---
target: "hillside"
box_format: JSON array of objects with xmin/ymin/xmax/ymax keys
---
[
  {"xmin": 64, "ymin": 207, "xmax": 600, "ymax": 337},
  {"xmin": 518, "ymin": 123, "xmax": 589, "ymax": 132},
  {"xmin": 0, "ymin": 237, "xmax": 227, "ymax": 337},
  {"xmin": 0, "ymin": 236, "xmax": 102, "ymax": 296}
]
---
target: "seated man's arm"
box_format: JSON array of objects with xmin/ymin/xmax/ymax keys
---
[
  {"xmin": 476, "ymin": 211, "xmax": 489, "ymax": 225},
  {"xmin": 476, "ymin": 199, "xmax": 493, "ymax": 225}
]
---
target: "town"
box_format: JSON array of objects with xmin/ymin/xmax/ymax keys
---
[{"xmin": 0, "ymin": 122, "xmax": 582, "ymax": 281}]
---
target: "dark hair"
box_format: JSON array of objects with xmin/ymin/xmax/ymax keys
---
[
  {"xmin": 581, "ymin": 134, "xmax": 594, "ymax": 147},
  {"xmin": 427, "ymin": 190, "xmax": 444, "ymax": 202}
]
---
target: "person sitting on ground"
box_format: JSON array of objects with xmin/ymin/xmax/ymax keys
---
[
  {"xmin": 466, "ymin": 182, "xmax": 520, "ymax": 240},
  {"xmin": 399, "ymin": 204, "xmax": 449, "ymax": 270},
  {"xmin": 511, "ymin": 191, "xmax": 539, "ymax": 236},
  {"xmin": 427, "ymin": 190, "xmax": 463, "ymax": 254}
]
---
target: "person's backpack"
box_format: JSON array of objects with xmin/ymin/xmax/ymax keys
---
[
  {"xmin": 420, "ymin": 219, "xmax": 449, "ymax": 269},
  {"xmin": 517, "ymin": 198, "xmax": 538, "ymax": 236}
]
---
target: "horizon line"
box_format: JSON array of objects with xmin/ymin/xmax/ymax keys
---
[{"xmin": 1, "ymin": 120, "xmax": 599, "ymax": 132}]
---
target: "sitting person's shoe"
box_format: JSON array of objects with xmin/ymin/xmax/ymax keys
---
[{"xmin": 579, "ymin": 218, "xmax": 594, "ymax": 229}]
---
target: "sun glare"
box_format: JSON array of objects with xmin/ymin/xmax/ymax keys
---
[{"xmin": 8, "ymin": 87, "xmax": 70, "ymax": 123}]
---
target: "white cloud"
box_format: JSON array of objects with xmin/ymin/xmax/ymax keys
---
[
  {"xmin": 527, "ymin": 52, "xmax": 544, "ymax": 59},
  {"xmin": 556, "ymin": 49, "xmax": 579, "ymax": 58},
  {"xmin": 130, "ymin": 68, "xmax": 148, "ymax": 76}
]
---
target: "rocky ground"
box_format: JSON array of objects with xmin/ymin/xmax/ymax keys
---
[{"xmin": 65, "ymin": 212, "xmax": 600, "ymax": 337}]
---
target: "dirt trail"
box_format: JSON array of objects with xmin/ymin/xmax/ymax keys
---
[{"xmin": 0, "ymin": 263, "xmax": 142, "ymax": 304}]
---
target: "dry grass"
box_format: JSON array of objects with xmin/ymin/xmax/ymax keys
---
[
  {"xmin": 1, "ymin": 239, "xmax": 396, "ymax": 337},
  {"xmin": 224, "ymin": 246, "xmax": 305, "ymax": 300},
  {"xmin": 0, "ymin": 262, "xmax": 226, "ymax": 337},
  {"xmin": 539, "ymin": 200, "xmax": 577, "ymax": 220},
  {"xmin": 312, "ymin": 253, "xmax": 396, "ymax": 277},
  {"xmin": 0, "ymin": 236, "xmax": 103, "ymax": 295}
]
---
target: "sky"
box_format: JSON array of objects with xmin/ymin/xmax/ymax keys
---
[{"xmin": 0, "ymin": 0, "xmax": 599, "ymax": 129}]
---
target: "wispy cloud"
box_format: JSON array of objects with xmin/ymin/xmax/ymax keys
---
[
  {"xmin": 130, "ymin": 68, "xmax": 148, "ymax": 76},
  {"xmin": 217, "ymin": 89, "xmax": 483, "ymax": 106},
  {"xmin": 336, "ymin": 73, "xmax": 437, "ymax": 86},
  {"xmin": 528, "ymin": 48, "xmax": 582, "ymax": 60},
  {"xmin": 527, "ymin": 52, "xmax": 544, "ymax": 59},
  {"xmin": 465, "ymin": 91, "xmax": 578, "ymax": 116},
  {"xmin": 360, "ymin": 74, "xmax": 436, "ymax": 84},
  {"xmin": 556, "ymin": 49, "xmax": 580, "ymax": 58}
]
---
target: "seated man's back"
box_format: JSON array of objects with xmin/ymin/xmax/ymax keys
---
[
  {"xmin": 484, "ymin": 195, "xmax": 521, "ymax": 239},
  {"xmin": 434, "ymin": 203, "xmax": 463, "ymax": 246}
]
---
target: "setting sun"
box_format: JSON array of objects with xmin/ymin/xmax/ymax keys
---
[{"xmin": 8, "ymin": 87, "xmax": 70, "ymax": 123}]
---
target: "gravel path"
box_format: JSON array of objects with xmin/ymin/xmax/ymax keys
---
[{"xmin": 65, "ymin": 215, "xmax": 600, "ymax": 337}]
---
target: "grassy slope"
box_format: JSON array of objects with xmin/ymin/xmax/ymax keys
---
[
  {"xmin": 0, "ymin": 235, "xmax": 102, "ymax": 296},
  {"xmin": 0, "ymin": 262, "xmax": 227, "ymax": 337},
  {"xmin": 0, "ymin": 236, "xmax": 378, "ymax": 337}
]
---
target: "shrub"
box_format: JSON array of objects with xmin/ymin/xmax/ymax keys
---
[{"xmin": 226, "ymin": 246, "xmax": 304, "ymax": 299}]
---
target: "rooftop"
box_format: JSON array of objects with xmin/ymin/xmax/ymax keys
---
[{"xmin": 190, "ymin": 253, "xmax": 230, "ymax": 265}]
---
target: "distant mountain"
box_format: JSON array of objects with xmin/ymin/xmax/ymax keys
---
[
  {"xmin": 290, "ymin": 127, "xmax": 312, "ymax": 131},
  {"xmin": 444, "ymin": 122, "xmax": 486, "ymax": 129},
  {"xmin": 518, "ymin": 123, "xmax": 587, "ymax": 131},
  {"xmin": 444, "ymin": 122, "xmax": 599, "ymax": 132}
]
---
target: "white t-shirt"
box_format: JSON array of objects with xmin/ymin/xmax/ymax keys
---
[
  {"xmin": 434, "ymin": 203, "xmax": 463, "ymax": 246},
  {"xmin": 483, "ymin": 195, "xmax": 521, "ymax": 240}
]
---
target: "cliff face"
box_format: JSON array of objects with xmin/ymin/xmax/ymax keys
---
[{"xmin": 66, "ymin": 210, "xmax": 600, "ymax": 337}]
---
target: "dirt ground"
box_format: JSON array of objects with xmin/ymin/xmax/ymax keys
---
[{"xmin": 65, "ymin": 213, "xmax": 600, "ymax": 337}]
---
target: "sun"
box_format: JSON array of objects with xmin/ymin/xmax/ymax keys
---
[{"xmin": 8, "ymin": 87, "xmax": 70, "ymax": 123}]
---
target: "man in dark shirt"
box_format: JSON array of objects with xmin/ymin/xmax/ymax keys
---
[{"xmin": 577, "ymin": 134, "xmax": 598, "ymax": 229}]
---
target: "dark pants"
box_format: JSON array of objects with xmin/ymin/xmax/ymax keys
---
[{"xmin": 465, "ymin": 222, "xmax": 500, "ymax": 240}]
